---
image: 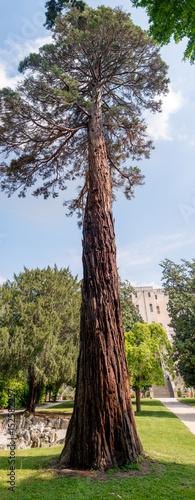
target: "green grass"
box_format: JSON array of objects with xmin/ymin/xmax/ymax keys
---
[
  {"xmin": 36, "ymin": 401, "xmax": 74, "ymax": 415},
  {"xmin": 0, "ymin": 400, "xmax": 194, "ymax": 499},
  {"xmin": 178, "ymin": 398, "xmax": 195, "ymax": 408}
]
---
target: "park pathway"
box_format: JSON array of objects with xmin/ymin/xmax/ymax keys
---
[{"xmin": 158, "ymin": 398, "xmax": 195, "ymax": 435}]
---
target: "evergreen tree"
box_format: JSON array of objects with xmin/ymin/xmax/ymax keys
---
[
  {"xmin": 0, "ymin": 266, "xmax": 81, "ymax": 412},
  {"xmin": 161, "ymin": 259, "xmax": 195, "ymax": 387},
  {"xmin": 125, "ymin": 323, "xmax": 174, "ymax": 411},
  {"xmin": 0, "ymin": 4, "xmax": 168, "ymax": 469},
  {"xmin": 45, "ymin": 0, "xmax": 85, "ymax": 29},
  {"xmin": 119, "ymin": 278, "xmax": 144, "ymax": 332}
]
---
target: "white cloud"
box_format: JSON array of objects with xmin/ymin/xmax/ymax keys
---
[
  {"xmin": 130, "ymin": 279, "xmax": 162, "ymax": 289},
  {"xmin": 117, "ymin": 232, "xmax": 195, "ymax": 279},
  {"xmin": 0, "ymin": 60, "xmax": 22, "ymax": 89},
  {"xmin": 145, "ymin": 86, "xmax": 186, "ymax": 141},
  {"xmin": 3, "ymin": 35, "xmax": 52, "ymax": 64},
  {"xmin": 189, "ymin": 137, "xmax": 195, "ymax": 149},
  {"xmin": 0, "ymin": 276, "xmax": 6, "ymax": 285},
  {"xmin": 0, "ymin": 35, "xmax": 52, "ymax": 90}
]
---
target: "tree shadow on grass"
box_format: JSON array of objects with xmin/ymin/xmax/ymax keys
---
[
  {"xmin": 135, "ymin": 410, "xmax": 177, "ymax": 418},
  {"xmin": 0, "ymin": 453, "xmax": 194, "ymax": 500},
  {"xmin": 132, "ymin": 399, "xmax": 177, "ymax": 418}
]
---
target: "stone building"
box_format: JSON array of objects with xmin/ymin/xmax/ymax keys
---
[
  {"xmin": 131, "ymin": 286, "xmax": 184, "ymax": 396},
  {"xmin": 131, "ymin": 286, "xmax": 174, "ymax": 342}
]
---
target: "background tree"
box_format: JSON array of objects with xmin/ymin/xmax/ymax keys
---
[
  {"xmin": 119, "ymin": 278, "xmax": 144, "ymax": 332},
  {"xmin": 131, "ymin": 0, "xmax": 195, "ymax": 63},
  {"xmin": 0, "ymin": 4, "xmax": 169, "ymax": 469},
  {"xmin": 0, "ymin": 266, "xmax": 80, "ymax": 412},
  {"xmin": 45, "ymin": 0, "xmax": 85, "ymax": 29},
  {"xmin": 125, "ymin": 323, "xmax": 174, "ymax": 411},
  {"xmin": 0, "ymin": 373, "xmax": 29, "ymax": 409},
  {"xmin": 161, "ymin": 259, "xmax": 195, "ymax": 388}
]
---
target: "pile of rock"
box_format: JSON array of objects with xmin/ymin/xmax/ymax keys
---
[{"xmin": 0, "ymin": 415, "xmax": 69, "ymax": 450}]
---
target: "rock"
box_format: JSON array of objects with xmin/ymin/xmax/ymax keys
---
[
  {"xmin": 31, "ymin": 430, "xmax": 41, "ymax": 441},
  {"xmin": 31, "ymin": 416, "xmax": 40, "ymax": 426},
  {"xmin": 55, "ymin": 438, "xmax": 65, "ymax": 446},
  {"xmin": 0, "ymin": 414, "xmax": 69, "ymax": 449},
  {"xmin": 41, "ymin": 433, "xmax": 49, "ymax": 442},
  {"xmin": 16, "ymin": 429, "xmax": 31, "ymax": 444},
  {"xmin": 60, "ymin": 418, "xmax": 69, "ymax": 430},
  {"xmin": 24, "ymin": 420, "xmax": 31, "ymax": 430},
  {"xmin": 55, "ymin": 429, "xmax": 66, "ymax": 443},
  {"xmin": 37, "ymin": 418, "xmax": 45, "ymax": 426},
  {"xmin": 52, "ymin": 417, "xmax": 62, "ymax": 430},
  {"xmin": 16, "ymin": 438, "xmax": 27, "ymax": 450},
  {"xmin": 2, "ymin": 417, "xmax": 9, "ymax": 430},
  {"xmin": 31, "ymin": 437, "xmax": 40, "ymax": 448},
  {"xmin": 44, "ymin": 430, "xmax": 55, "ymax": 443},
  {"xmin": 23, "ymin": 430, "xmax": 31, "ymax": 444},
  {"xmin": 34, "ymin": 421, "xmax": 44, "ymax": 434},
  {"xmin": 46, "ymin": 418, "xmax": 54, "ymax": 427},
  {"xmin": 40, "ymin": 439, "xmax": 49, "ymax": 448}
]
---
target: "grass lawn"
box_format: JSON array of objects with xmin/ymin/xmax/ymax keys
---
[
  {"xmin": 0, "ymin": 400, "xmax": 194, "ymax": 500},
  {"xmin": 178, "ymin": 398, "xmax": 195, "ymax": 409},
  {"xmin": 36, "ymin": 401, "xmax": 74, "ymax": 416}
]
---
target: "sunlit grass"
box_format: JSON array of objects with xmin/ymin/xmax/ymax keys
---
[
  {"xmin": 0, "ymin": 400, "xmax": 194, "ymax": 500},
  {"xmin": 178, "ymin": 397, "xmax": 195, "ymax": 408},
  {"xmin": 36, "ymin": 401, "xmax": 74, "ymax": 415}
]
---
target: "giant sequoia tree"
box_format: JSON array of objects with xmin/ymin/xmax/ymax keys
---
[{"xmin": 0, "ymin": 5, "xmax": 168, "ymax": 469}]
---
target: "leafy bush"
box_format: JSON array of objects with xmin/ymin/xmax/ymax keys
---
[
  {"xmin": 0, "ymin": 375, "xmax": 29, "ymax": 409},
  {"xmin": 63, "ymin": 393, "xmax": 70, "ymax": 400}
]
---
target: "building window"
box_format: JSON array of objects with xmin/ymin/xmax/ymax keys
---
[
  {"xmin": 155, "ymin": 294, "xmax": 157, "ymax": 299},
  {"xmin": 149, "ymin": 304, "xmax": 153, "ymax": 312},
  {"xmin": 157, "ymin": 306, "xmax": 160, "ymax": 314},
  {"xmin": 148, "ymin": 292, "xmax": 151, "ymax": 297}
]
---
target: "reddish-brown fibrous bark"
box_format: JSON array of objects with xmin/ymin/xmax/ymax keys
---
[{"xmin": 58, "ymin": 87, "xmax": 143, "ymax": 470}]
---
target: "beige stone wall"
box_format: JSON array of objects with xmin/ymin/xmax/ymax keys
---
[
  {"xmin": 131, "ymin": 286, "xmax": 174, "ymax": 342},
  {"xmin": 131, "ymin": 286, "xmax": 185, "ymax": 392}
]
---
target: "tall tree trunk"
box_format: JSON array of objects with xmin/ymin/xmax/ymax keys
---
[
  {"xmin": 26, "ymin": 374, "xmax": 40, "ymax": 413},
  {"xmin": 59, "ymin": 87, "xmax": 143, "ymax": 470},
  {"xmin": 135, "ymin": 386, "xmax": 141, "ymax": 413}
]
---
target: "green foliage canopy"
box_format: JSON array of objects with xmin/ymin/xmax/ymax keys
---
[
  {"xmin": 161, "ymin": 258, "xmax": 195, "ymax": 387},
  {"xmin": 125, "ymin": 322, "xmax": 174, "ymax": 390},
  {"xmin": 0, "ymin": 5, "xmax": 169, "ymax": 225},
  {"xmin": 0, "ymin": 265, "xmax": 81, "ymax": 390},
  {"xmin": 119, "ymin": 278, "xmax": 143, "ymax": 332},
  {"xmin": 44, "ymin": 0, "xmax": 86, "ymax": 29},
  {"xmin": 0, "ymin": 374, "xmax": 29, "ymax": 409},
  {"xmin": 131, "ymin": 0, "xmax": 195, "ymax": 63}
]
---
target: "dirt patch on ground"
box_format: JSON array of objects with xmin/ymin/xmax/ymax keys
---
[{"xmin": 54, "ymin": 458, "xmax": 161, "ymax": 481}]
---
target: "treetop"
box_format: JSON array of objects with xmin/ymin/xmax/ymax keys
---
[{"xmin": 0, "ymin": 4, "xmax": 169, "ymax": 224}]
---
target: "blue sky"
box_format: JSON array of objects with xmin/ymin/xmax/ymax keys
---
[{"xmin": 0, "ymin": 0, "xmax": 195, "ymax": 286}]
